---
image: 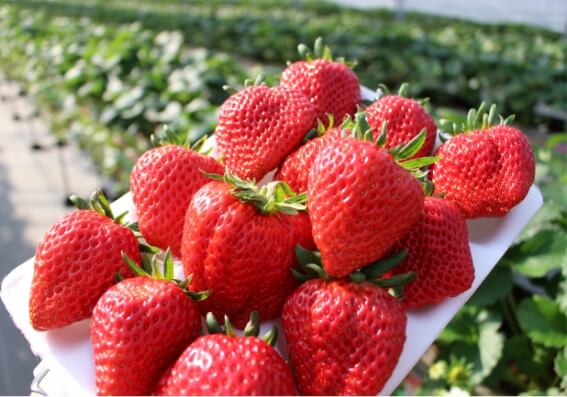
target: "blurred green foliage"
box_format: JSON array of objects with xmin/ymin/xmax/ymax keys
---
[{"xmin": 1, "ymin": 0, "xmax": 566, "ymax": 127}]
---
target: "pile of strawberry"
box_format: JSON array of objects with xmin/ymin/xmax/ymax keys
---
[{"xmin": 27, "ymin": 38, "xmax": 535, "ymax": 396}]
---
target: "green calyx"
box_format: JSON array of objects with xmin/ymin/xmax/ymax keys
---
[
  {"xmin": 222, "ymin": 73, "xmax": 266, "ymax": 94},
  {"xmin": 303, "ymin": 114, "xmax": 336, "ymax": 142},
  {"xmin": 121, "ymin": 248, "xmax": 210, "ymax": 301},
  {"xmin": 205, "ymin": 311, "xmax": 278, "ymax": 347},
  {"xmin": 150, "ymin": 124, "xmax": 211, "ymax": 155},
  {"xmin": 293, "ymin": 245, "xmax": 416, "ymax": 299},
  {"xmin": 341, "ymin": 112, "xmax": 438, "ymax": 194},
  {"xmin": 70, "ymin": 188, "xmax": 137, "ymax": 230},
  {"xmin": 296, "ymin": 37, "xmax": 357, "ymax": 68},
  {"xmin": 205, "ymin": 172, "xmax": 307, "ymax": 215},
  {"xmin": 439, "ymin": 102, "xmax": 516, "ymax": 142}
]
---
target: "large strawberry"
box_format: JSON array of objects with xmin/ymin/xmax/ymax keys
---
[
  {"xmin": 281, "ymin": 37, "xmax": 360, "ymax": 126},
  {"xmin": 216, "ymin": 79, "xmax": 316, "ymax": 181},
  {"xmin": 431, "ymin": 103, "xmax": 535, "ymax": 218},
  {"xmin": 283, "ymin": 251, "xmax": 411, "ymax": 396},
  {"xmin": 181, "ymin": 173, "xmax": 310, "ymax": 328},
  {"xmin": 92, "ymin": 251, "xmax": 206, "ymax": 396},
  {"xmin": 29, "ymin": 191, "xmax": 141, "ymax": 331},
  {"xmin": 389, "ymin": 196, "xmax": 474, "ymax": 308},
  {"xmin": 275, "ymin": 117, "xmax": 346, "ymax": 193},
  {"xmin": 366, "ymin": 83, "xmax": 437, "ymax": 159},
  {"xmin": 308, "ymin": 113, "xmax": 436, "ymax": 277},
  {"xmin": 155, "ymin": 312, "xmax": 296, "ymax": 396},
  {"xmin": 130, "ymin": 127, "xmax": 223, "ymax": 257}
]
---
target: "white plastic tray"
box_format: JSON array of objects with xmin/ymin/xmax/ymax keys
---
[{"xmin": 1, "ymin": 85, "xmax": 544, "ymax": 395}]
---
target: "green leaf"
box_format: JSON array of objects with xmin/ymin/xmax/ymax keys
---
[
  {"xmin": 468, "ymin": 266, "xmax": 514, "ymax": 306},
  {"xmin": 507, "ymin": 227, "xmax": 567, "ymax": 277},
  {"xmin": 554, "ymin": 346, "xmax": 567, "ymax": 379},
  {"xmin": 515, "ymin": 200, "xmax": 565, "ymax": 243},
  {"xmin": 399, "ymin": 156, "xmax": 439, "ymax": 170},
  {"xmin": 517, "ymin": 295, "xmax": 567, "ymax": 348},
  {"xmin": 389, "ymin": 129, "xmax": 426, "ymax": 160},
  {"xmin": 439, "ymin": 306, "xmax": 479, "ymax": 344}
]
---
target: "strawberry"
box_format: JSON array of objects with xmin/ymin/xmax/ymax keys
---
[
  {"xmin": 389, "ymin": 196, "xmax": 475, "ymax": 308},
  {"xmin": 366, "ymin": 83, "xmax": 437, "ymax": 159},
  {"xmin": 29, "ymin": 191, "xmax": 141, "ymax": 331},
  {"xmin": 216, "ymin": 79, "xmax": 317, "ymax": 181},
  {"xmin": 181, "ymin": 173, "xmax": 310, "ymax": 328},
  {"xmin": 130, "ymin": 128, "xmax": 223, "ymax": 257},
  {"xmin": 92, "ymin": 250, "xmax": 206, "ymax": 396},
  {"xmin": 281, "ymin": 37, "xmax": 360, "ymax": 126},
  {"xmin": 308, "ymin": 113, "xmax": 436, "ymax": 277},
  {"xmin": 431, "ymin": 103, "xmax": 535, "ymax": 218},
  {"xmin": 283, "ymin": 251, "xmax": 411, "ymax": 396},
  {"xmin": 275, "ymin": 118, "xmax": 346, "ymax": 193},
  {"xmin": 155, "ymin": 312, "xmax": 296, "ymax": 396}
]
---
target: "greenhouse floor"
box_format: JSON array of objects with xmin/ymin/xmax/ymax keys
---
[{"xmin": 0, "ymin": 82, "xmax": 100, "ymax": 394}]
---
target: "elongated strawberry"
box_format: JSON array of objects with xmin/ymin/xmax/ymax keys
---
[
  {"xmin": 275, "ymin": 117, "xmax": 346, "ymax": 193},
  {"xmin": 216, "ymin": 79, "xmax": 316, "ymax": 181},
  {"xmin": 92, "ymin": 250, "xmax": 207, "ymax": 396},
  {"xmin": 130, "ymin": 127, "xmax": 223, "ymax": 257},
  {"xmin": 281, "ymin": 37, "xmax": 360, "ymax": 125},
  {"xmin": 366, "ymin": 83, "xmax": 437, "ymax": 159},
  {"xmin": 308, "ymin": 113, "xmax": 436, "ymax": 277},
  {"xmin": 181, "ymin": 173, "xmax": 310, "ymax": 328},
  {"xmin": 389, "ymin": 196, "xmax": 474, "ymax": 308},
  {"xmin": 283, "ymin": 251, "xmax": 412, "ymax": 395},
  {"xmin": 29, "ymin": 191, "xmax": 141, "ymax": 331},
  {"xmin": 155, "ymin": 312, "xmax": 296, "ymax": 396},
  {"xmin": 431, "ymin": 103, "xmax": 535, "ymax": 218}
]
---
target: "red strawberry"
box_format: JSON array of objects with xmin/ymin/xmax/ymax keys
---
[
  {"xmin": 308, "ymin": 114, "xmax": 429, "ymax": 277},
  {"xmin": 281, "ymin": 37, "xmax": 360, "ymax": 125},
  {"xmin": 276, "ymin": 122, "xmax": 345, "ymax": 193},
  {"xmin": 130, "ymin": 129, "xmax": 223, "ymax": 257},
  {"xmin": 366, "ymin": 83, "xmax": 437, "ymax": 159},
  {"xmin": 29, "ymin": 191, "xmax": 141, "ymax": 331},
  {"xmin": 216, "ymin": 82, "xmax": 316, "ymax": 181},
  {"xmin": 389, "ymin": 196, "xmax": 474, "ymax": 308},
  {"xmin": 181, "ymin": 174, "xmax": 310, "ymax": 328},
  {"xmin": 283, "ymin": 261, "xmax": 408, "ymax": 396},
  {"xmin": 155, "ymin": 312, "xmax": 296, "ymax": 396},
  {"xmin": 92, "ymin": 251, "xmax": 205, "ymax": 396},
  {"xmin": 431, "ymin": 104, "xmax": 535, "ymax": 218}
]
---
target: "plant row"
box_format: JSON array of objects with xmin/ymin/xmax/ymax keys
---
[{"xmin": 2, "ymin": 0, "xmax": 566, "ymax": 127}]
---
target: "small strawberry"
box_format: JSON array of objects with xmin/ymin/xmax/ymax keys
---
[
  {"xmin": 92, "ymin": 250, "xmax": 207, "ymax": 396},
  {"xmin": 283, "ymin": 249, "xmax": 412, "ymax": 396},
  {"xmin": 275, "ymin": 116, "xmax": 346, "ymax": 193},
  {"xmin": 29, "ymin": 191, "xmax": 141, "ymax": 331},
  {"xmin": 389, "ymin": 196, "xmax": 474, "ymax": 308},
  {"xmin": 130, "ymin": 127, "xmax": 223, "ymax": 257},
  {"xmin": 281, "ymin": 37, "xmax": 360, "ymax": 126},
  {"xmin": 181, "ymin": 173, "xmax": 310, "ymax": 328},
  {"xmin": 308, "ymin": 113, "xmax": 437, "ymax": 277},
  {"xmin": 366, "ymin": 83, "xmax": 437, "ymax": 159},
  {"xmin": 155, "ymin": 312, "xmax": 296, "ymax": 396},
  {"xmin": 216, "ymin": 77, "xmax": 317, "ymax": 181},
  {"xmin": 431, "ymin": 103, "xmax": 535, "ymax": 218}
]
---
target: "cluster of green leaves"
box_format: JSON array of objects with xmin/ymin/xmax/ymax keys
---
[
  {"xmin": 416, "ymin": 130, "xmax": 567, "ymax": 395},
  {"xmin": 0, "ymin": 6, "xmax": 251, "ymax": 193},
  {"xmin": 2, "ymin": 0, "xmax": 566, "ymax": 127}
]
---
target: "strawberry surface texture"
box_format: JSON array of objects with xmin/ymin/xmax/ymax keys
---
[{"xmin": 29, "ymin": 210, "xmax": 140, "ymax": 330}]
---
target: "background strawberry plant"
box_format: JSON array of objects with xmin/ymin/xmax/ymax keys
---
[{"xmin": 0, "ymin": 1, "xmax": 565, "ymax": 395}]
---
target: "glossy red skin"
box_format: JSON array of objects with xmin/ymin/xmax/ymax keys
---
[
  {"xmin": 216, "ymin": 84, "xmax": 317, "ymax": 181},
  {"xmin": 308, "ymin": 138, "xmax": 424, "ymax": 277},
  {"xmin": 29, "ymin": 210, "xmax": 140, "ymax": 331},
  {"xmin": 155, "ymin": 334, "xmax": 296, "ymax": 396},
  {"xmin": 366, "ymin": 95, "xmax": 437, "ymax": 159},
  {"xmin": 282, "ymin": 279, "xmax": 406, "ymax": 396},
  {"xmin": 130, "ymin": 145, "xmax": 223, "ymax": 257},
  {"xmin": 390, "ymin": 196, "xmax": 474, "ymax": 308},
  {"xmin": 181, "ymin": 181, "xmax": 309, "ymax": 328},
  {"xmin": 92, "ymin": 277, "xmax": 202, "ymax": 396},
  {"xmin": 275, "ymin": 127, "xmax": 346, "ymax": 193},
  {"xmin": 431, "ymin": 125, "xmax": 535, "ymax": 218},
  {"xmin": 281, "ymin": 59, "xmax": 360, "ymax": 126}
]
